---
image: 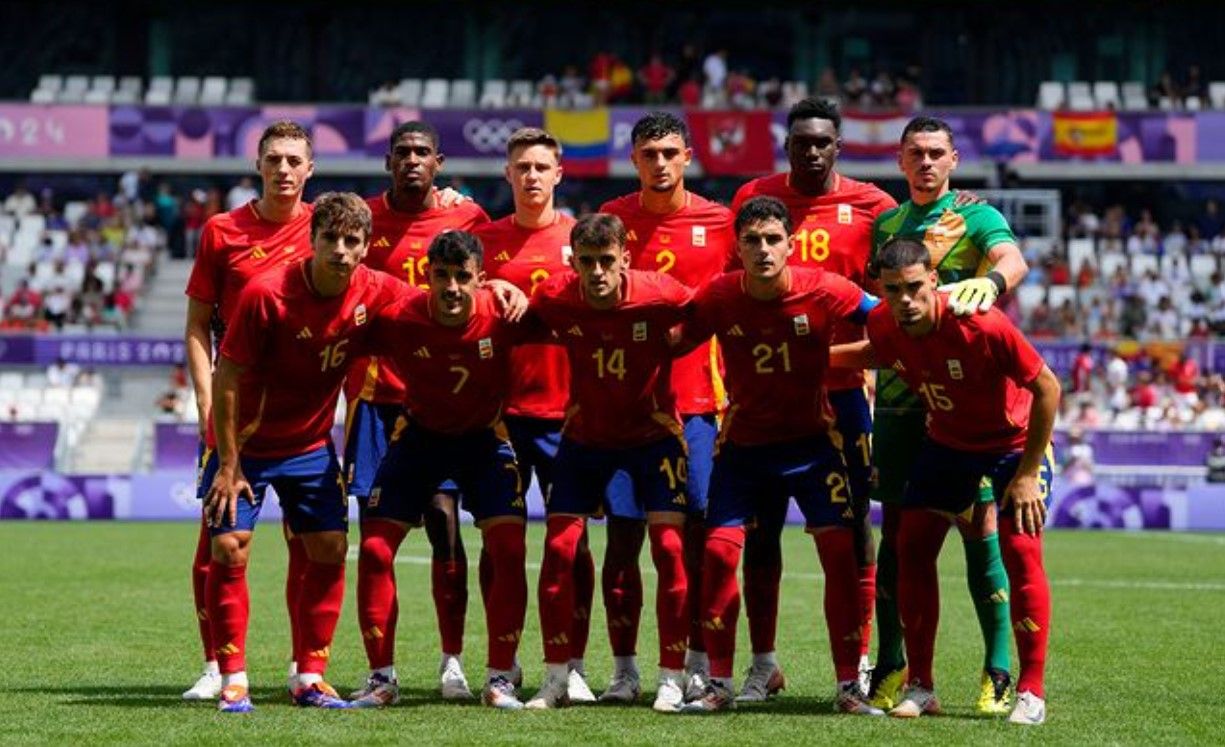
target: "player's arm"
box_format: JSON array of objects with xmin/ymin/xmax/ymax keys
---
[
  {"xmin": 1002, "ymin": 364, "xmax": 1060, "ymax": 537},
  {"xmin": 184, "ymin": 298, "xmax": 215, "ymax": 438},
  {"xmin": 829, "ymin": 340, "xmax": 877, "ymax": 369},
  {"xmin": 941, "ymin": 203, "xmax": 1028, "ymax": 315},
  {"xmin": 485, "ymin": 278, "xmax": 528, "ymax": 322},
  {"xmin": 204, "ymin": 355, "xmax": 254, "ymax": 529}
]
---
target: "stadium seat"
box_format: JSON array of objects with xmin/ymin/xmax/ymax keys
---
[
  {"xmin": 1209, "ymin": 82, "xmax": 1225, "ymax": 109},
  {"xmin": 30, "ymin": 88, "xmax": 56, "ymax": 103},
  {"xmin": 63, "ymin": 201, "xmax": 89, "ymax": 226},
  {"xmin": 1121, "ymin": 81, "xmax": 1148, "ymax": 110},
  {"xmin": 1130, "ymin": 254, "xmax": 1159, "ymax": 276},
  {"xmin": 506, "ymin": 80, "xmax": 535, "ymax": 107},
  {"xmin": 450, "ymin": 79, "xmax": 477, "ymax": 107},
  {"xmin": 1047, "ymin": 284, "xmax": 1076, "ymax": 309},
  {"xmin": 42, "ymin": 388, "xmax": 70, "ymax": 407},
  {"xmin": 91, "ymin": 76, "xmax": 116, "ymax": 94},
  {"xmin": 1066, "ymin": 237, "xmax": 1096, "ymax": 271},
  {"xmin": 70, "ymin": 386, "xmax": 101, "ymax": 412},
  {"xmin": 1158, "ymin": 95, "xmax": 1176, "ymax": 111},
  {"xmin": 58, "ymin": 75, "xmax": 90, "ymax": 103},
  {"xmin": 37, "ymin": 74, "xmax": 63, "ymax": 94},
  {"xmin": 420, "ymin": 79, "xmax": 450, "ymax": 108},
  {"xmin": 1098, "ymin": 251, "xmax": 1127, "ymax": 279},
  {"xmin": 1190, "ymin": 254, "xmax": 1219, "ymax": 284},
  {"xmin": 119, "ymin": 76, "xmax": 142, "ymax": 94},
  {"xmin": 1066, "ymin": 81, "xmax": 1095, "ymax": 111},
  {"xmin": 1186, "ymin": 96, "xmax": 1202, "ymax": 111},
  {"xmin": 479, "ymin": 79, "xmax": 507, "ymax": 108},
  {"xmin": 19, "ymin": 214, "xmax": 45, "ymax": 234},
  {"xmin": 397, "ymin": 78, "xmax": 423, "ymax": 107},
  {"xmin": 226, "ymin": 77, "xmax": 255, "ymax": 104},
  {"xmin": 1015, "ymin": 284, "xmax": 1046, "ymax": 315},
  {"xmin": 174, "ymin": 76, "xmax": 201, "ymax": 105},
  {"xmin": 146, "ymin": 76, "xmax": 173, "ymax": 105},
  {"xmin": 199, "ymin": 76, "xmax": 228, "ymax": 105},
  {"xmin": 35, "ymin": 402, "xmax": 68, "ymax": 422},
  {"xmin": 0, "ymin": 372, "xmax": 23, "ymax": 390},
  {"xmin": 83, "ymin": 89, "xmax": 111, "ymax": 104},
  {"xmin": 94, "ymin": 261, "xmax": 117, "ymax": 291},
  {"xmin": 1036, "ymin": 81, "xmax": 1065, "ymax": 109},
  {"xmin": 1092, "ymin": 81, "xmax": 1120, "ymax": 110}
]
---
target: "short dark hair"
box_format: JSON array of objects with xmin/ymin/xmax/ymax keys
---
[
  {"xmin": 735, "ymin": 196, "xmax": 792, "ymax": 236},
  {"xmin": 427, "ymin": 229, "xmax": 483, "ymax": 268},
  {"xmin": 570, "ymin": 213, "xmax": 626, "ymax": 251},
  {"xmin": 631, "ymin": 111, "xmax": 690, "ymax": 147},
  {"xmin": 786, "ymin": 97, "xmax": 841, "ymax": 132},
  {"xmin": 900, "ymin": 116, "xmax": 955, "ymax": 147},
  {"xmin": 258, "ymin": 120, "xmax": 312, "ymax": 158},
  {"xmin": 506, "ymin": 127, "xmax": 561, "ymax": 159},
  {"xmin": 389, "ymin": 120, "xmax": 439, "ymax": 152},
  {"xmin": 311, "ymin": 192, "xmax": 371, "ymax": 240},
  {"xmin": 871, "ymin": 237, "xmax": 931, "ymax": 276}
]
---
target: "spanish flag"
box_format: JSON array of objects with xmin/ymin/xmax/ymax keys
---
[
  {"xmin": 545, "ymin": 108, "xmax": 610, "ymax": 177},
  {"xmin": 1052, "ymin": 111, "xmax": 1117, "ymax": 157}
]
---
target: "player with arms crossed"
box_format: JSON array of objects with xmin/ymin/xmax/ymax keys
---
[
  {"xmin": 866, "ymin": 116, "xmax": 1029, "ymax": 714},
  {"xmin": 599, "ymin": 111, "xmax": 736, "ymax": 701},
  {"xmin": 182, "ymin": 120, "xmax": 315, "ymax": 700},
  {"xmin": 679, "ymin": 197, "xmax": 880, "ymax": 715},
  {"xmin": 201, "ymin": 193, "xmax": 405, "ymax": 712},
  {"xmin": 525, "ymin": 213, "xmax": 693, "ymax": 713},
  {"xmin": 355, "ymin": 230, "xmax": 531, "ymax": 710},
  {"xmin": 836, "ymin": 237, "xmax": 1056, "ymax": 725}
]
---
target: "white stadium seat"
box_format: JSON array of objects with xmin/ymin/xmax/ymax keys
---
[
  {"xmin": 91, "ymin": 75, "xmax": 116, "ymax": 94},
  {"xmin": 199, "ymin": 76, "xmax": 228, "ymax": 105},
  {"xmin": 1047, "ymin": 284, "xmax": 1076, "ymax": 309},
  {"xmin": 397, "ymin": 78, "xmax": 423, "ymax": 107},
  {"xmin": 1208, "ymin": 82, "xmax": 1225, "ymax": 109},
  {"xmin": 1066, "ymin": 81, "xmax": 1095, "ymax": 111},
  {"xmin": 1121, "ymin": 81, "xmax": 1148, "ymax": 110},
  {"xmin": 479, "ymin": 79, "xmax": 507, "ymax": 108},
  {"xmin": 1190, "ymin": 254, "xmax": 1219, "ymax": 284},
  {"xmin": 1066, "ymin": 237, "xmax": 1096, "ymax": 272},
  {"xmin": 449, "ymin": 79, "xmax": 476, "ymax": 107},
  {"xmin": 1130, "ymin": 254, "xmax": 1159, "ymax": 277},
  {"xmin": 37, "ymin": 74, "xmax": 63, "ymax": 93},
  {"xmin": 42, "ymin": 388, "xmax": 70, "ymax": 407},
  {"xmin": 1037, "ymin": 81, "xmax": 1065, "ymax": 110},
  {"xmin": 1092, "ymin": 81, "xmax": 1120, "ymax": 110},
  {"xmin": 174, "ymin": 76, "xmax": 201, "ymax": 105},
  {"xmin": 1098, "ymin": 251, "xmax": 1127, "ymax": 279},
  {"xmin": 420, "ymin": 79, "xmax": 449, "ymax": 108},
  {"xmin": 30, "ymin": 88, "xmax": 56, "ymax": 103},
  {"xmin": 1015, "ymin": 284, "xmax": 1046, "ymax": 315},
  {"xmin": 506, "ymin": 80, "xmax": 536, "ymax": 107},
  {"xmin": 0, "ymin": 372, "xmax": 23, "ymax": 390}
]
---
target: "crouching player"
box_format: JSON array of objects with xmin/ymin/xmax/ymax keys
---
[
  {"xmin": 679, "ymin": 196, "xmax": 881, "ymax": 715},
  {"xmin": 201, "ymin": 192, "xmax": 406, "ymax": 712},
  {"xmin": 836, "ymin": 237, "xmax": 1056, "ymax": 725}
]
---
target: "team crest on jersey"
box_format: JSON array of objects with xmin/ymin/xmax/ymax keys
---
[
  {"xmin": 792, "ymin": 314, "xmax": 810, "ymax": 336},
  {"xmin": 561, "ymin": 245, "xmax": 573, "ymax": 263},
  {"xmin": 478, "ymin": 337, "xmax": 493, "ymax": 359},
  {"xmin": 296, "ymin": 327, "xmax": 312, "ymax": 340},
  {"xmin": 354, "ymin": 304, "xmax": 367, "ymax": 326},
  {"xmin": 692, "ymin": 225, "xmax": 707, "ymax": 247},
  {"xmin": 413, "ymin": 346, "xmax": 430, "ymax": 359},
  {"xmin": 632, "ymin": 322, "xmax": 648, "ymax": 342},
  {"xmin": 838, "ymin": 204, "xmax": 853, "ymax": 224},
  {"xmin": 410, "ymin": 240, "xmax": 423, "ymax": 250},
  {"xmin": 659, "ymin": 233, "xmax": 671, "ymax": 245},
  {"xmin": 947, "ymin": 359, "xmax": 964, "ymax": 379},
  {"xmin": 373, "ymin": 236, "xmax": 390, "ymax": 248},
  {"xmin": 495, "ymin": 251, "xmax": 511, "ymax": 262},
  {"xmin": 250, "ymin": 246, "xmax": 267, "ymax": 260}
]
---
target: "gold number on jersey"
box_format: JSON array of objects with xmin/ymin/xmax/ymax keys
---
[
  {"xmin": 855, "ymin": 433, "xmax": 871, "ymax": 465},
  {"xmin": 449, "ymin": 365, "xmax": 470, "ymax": 394},
  {"xmin": 655, "ymin": 249, "xmax": 677, "ymax": 274},
  {"xmin": 752, "ymin": 342, "xmax": 792, "ymax": 374},
  {"xmin": 402, "ymin": 255, "xmax": 430, "ymax": 289},
  {"xmin": 796, "ymin": 227, "xmax": 831, "ymax": 263},
  {"xmin": 659, "ymin": 455, "xmax": 689, "ymax": 491},
  {"xmin": 917, "ymin": 382, "xmax": 954, "ymax": 411},
  {"xmin": 529, "ymin": 268, "xmax": 550, "ymax": 294},
  {"xmin": 592, "ymin": 347, "xmax": 627, "ymax": 380},
  {"xmin": 826, "ymin": 472, "xmax": 849, "ymax": 503},
  {"xmin": 318, "ymin": 339, "xmax": 349, "ymax": 372}
]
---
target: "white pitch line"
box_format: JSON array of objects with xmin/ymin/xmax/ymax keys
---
[{"xmin": 1106, "ymin": 532, "xmax": 1225, "ymax": 546}]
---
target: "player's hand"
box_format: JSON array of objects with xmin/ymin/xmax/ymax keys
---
[
  {"xmin": 488, "ymin": 279, "xmax": 528, "ymax": 322},
  {"xmin": 204, "ymin": 465, "xmax": 255, "ymax": 529},
  {"xmin": 952, "ymin": 189, "xmax": 986, "ymax": 207},
  {"xmin": 1001, "ymin": 473, "xmax": 1047, "ymax": 536},
  {"xmin": 434, "ymin": 186, "xmax": 468, "ymax": 208},
  {"xmin": 938, "ymin": 277, "xmax": 999, "ymax": 315}
]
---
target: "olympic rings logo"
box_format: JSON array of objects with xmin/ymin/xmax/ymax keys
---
[{"xmin": 462, "ymin": 118, "xmax": 526, "ymax": 153}]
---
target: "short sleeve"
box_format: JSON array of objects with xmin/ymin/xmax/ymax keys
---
[
  {"xmin": 985, "ymin": 311, "xmax": 1044, "ymax": 386},
  {"xmin": 819, "ymin": 272, "xmax": 869, "ymax": 321},
  {"xmin": 968, "ymin": 204, "xmax": 1018, "ymax": 252}
]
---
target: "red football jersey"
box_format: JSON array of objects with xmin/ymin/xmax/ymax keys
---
[
  {"xmin": 220, "ymin": 262, "xmax": 405, "ymax": 459},
  {"xmin": 185, "ymin": 201, "xmax": 314, "ymax": 335},
  {"xmin": 531, "ymin": 270, "xmax": 693, "ymax": 449},
  {"xmin": 732, "ymin": 172, "xmax": 896, "ymax": 391},
  {"xmin": 600, "ymin": 191, "xmax": 737, "ymax": 416},
  {"xmin": 865, "ymin": 294, "xmax": 1045, "ymax": 453},
  {"xmin": 345, "ymin": 193, "xmax": 490, "ymax": 406},
  {"xmin": 476, "ymin": 214, "xmax": 575, "ymax": 420},
  {"xmin": 689, "ymin": 268, "xmax": 868, "ymax": 446}
]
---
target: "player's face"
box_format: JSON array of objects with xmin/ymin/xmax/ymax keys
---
[
  {"xmin": 631, "ymin": 134, "xmax": 691, "ymax": 193},
  {"xmin": 312, "ymin": 224, "xmax": 369, "ymax": 281},
  {"xmin": 258, "ymin": 137, "xmax": 314, "ymax": 199},
  {"xmin": 737, "ymin": 218, "xmax": 793, "ymax": 281},
  {"xmin": 571, "ymin": 242, "xmax": 628, "ymax": 306},
  {"xmin": 429, "ymin": 257, "xmax": 483, "ymax": 323},
  {"xmin": 879, "ymin": 263, "xmax": 939, "ymax": 332},
  {"xmin": 387, "ymin": 132, "xmax": 442, "ymax": 193},
  {"xmin": 786, "ymin": 118, "xmax": 840, "ymax": 184},
  {"xmin": 898, "ymin": 131, "xmax": 958, "ymax": 195},
  {"xmin": 506, "ymin": 145, "xmax": 562, "ymax": 210}
]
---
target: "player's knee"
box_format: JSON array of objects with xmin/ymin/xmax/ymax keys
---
[
  {"xmin": 605, "ymin": 518, "xmax": 646, "ymax": 567},
  {"xmin": 359, "ymin": 535, "xmax": 396, "ymax": 573},
  {"xmin": 210, "ymin": 532, "xmax": 250, "ymax": 565},
  {"xmin": 743, "ymin": 528, "xmax": 783, "ymax": 568},
  {"xmin": 302, "ymin": 531, "xmax": 347, "ymax": 564}
]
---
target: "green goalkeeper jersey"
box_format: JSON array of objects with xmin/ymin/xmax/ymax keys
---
[{"xmin": 869, "ymin": 191, "xmax": 1017, "ymax": 415}]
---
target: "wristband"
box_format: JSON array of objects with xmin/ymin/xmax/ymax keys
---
[{"xmin": 986, "ymin": 270, "xmax": 1007, "ymax": 296}]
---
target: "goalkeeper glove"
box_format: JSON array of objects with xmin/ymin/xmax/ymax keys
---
[{"xmin": 938, "ymin": 272, "xmax": 1007, "ymax": 315}]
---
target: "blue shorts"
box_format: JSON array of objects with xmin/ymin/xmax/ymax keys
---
[
  {"xmin": 504, "ymin": 415, "xmax": 563, "ymax": 495},
  {"xmin": 550, "ymin": 435, "xmax": 688, "ymax": 518},
  {"xmin": 706, "ymin": 435, "xmax": 855, "ymax": 530},
  {"xmin": 197, "ymin": 444, "xmax": 349, "ymax": 536},
  {"xmin": 605, "ymin": 414, "xmax": 712, "ymax": 520},
  {"xmin": 343, "ymin": 400, "xmax": 403, "ymax": 499},
  {"xmin": 829, "ymin": 388, "xmax": 872, "ymax": 510},
  {"xmin": 365, "ymin": 421, "xmax": 525, "ymax": 525},
  {"xmin": 903, "ymin": 439, "xmax": 1055, "ymax": 518}
]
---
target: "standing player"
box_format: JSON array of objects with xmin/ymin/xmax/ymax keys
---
[
  {"xmin": 599, "ymin": 111, "xmax": 735, "ymax": 701},
  {"xmin": 345, "ymin": 121, "xmax": 491, "ymax": 703},
  {"xmin": 477, "ymin": 127, "xmax": 599, "ymax": 702},
  {"xmin": 201, "ymin": 192, "xmax": 405, "ymax": 712},
  {"xmin": 841, "ymin": 237, "xmax": 1056, "ymax": 725},
  {"xmin": 680, "ymin": 197, "xmax": 880, "ymax": 715},
  {"xmin": 525, "ymin": 213, "xmax": 693, "ymax": 713},
  {"xmin": 356, "ymin": 231, "xmax": 531, "ymax": 710},
  {"xmin": 728, "ymin": 98, "xmax": 895, "ymax": 700},
  {"xmin": 182, "ymin": 120, "xmax": 315, "ymax": 700},
  {"xmin": 866, "ymin": 116, "xmax": 1029, "ymax": 714}
]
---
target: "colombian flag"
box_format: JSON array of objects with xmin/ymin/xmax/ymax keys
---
[
  {"xmin": 1052, "ymin": 111, "xmax": 1117, "ymax": 157},
  {"xmin": 545, "ymin": 108, "xmax": 610, "ymax": 177}
]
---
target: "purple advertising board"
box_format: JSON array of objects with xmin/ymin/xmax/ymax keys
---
[
  {"xmin": 0, "ymin": 422, "xmax": 58, "ymax": 469},
  {"xmin": 153, "ymin": 422, "xmax": 200, "ymax": 469},
  {"xmin": 0, "ymin": 335, "xmax": 184, "ymax": 366},
  {"xmin": 1054, "ymin": 429, "xmax": 1217, "ymax": 466}
]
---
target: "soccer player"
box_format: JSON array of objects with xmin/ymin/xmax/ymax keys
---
[
  {"xmin": 200, "ymin": 192, "xmax": 406, "ymax": 712},
  {"xmin": 345, "ymin": 121, "xmax": 491, "ymax": 702},
  {"xmin": 599, "ymin": 111, "xmax": 735, "ymax": 701},
  {"xmin": 679, "ymin": 196, "xmax": 880, "ymax": 715},
  {"xmin": 182, "ymin": 120, "xmax": 315, "ymax": 700},
  {"xmin": 839, "ymin": 236, "xmax": 1056, "ymax": 725},
  {"xmin": 728, "ymin": 97, "xmax": 896, "ymax": 700},
  {"xmin": 866, "ymin": 116, "xmax": 1029, "ymax": 714},
  {"xmin": 477, "ymin": 127, "xmax": 600, "ymax": 702},
  {"xmin": 355, "ymin": 230, "xmax": 531, "ymax": 710},
  {"xmin": 525, "ymin": 213, "xmax": 693, "ymax": 713}
]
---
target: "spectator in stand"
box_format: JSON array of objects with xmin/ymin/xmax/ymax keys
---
[
  {"xmin": 1206, "ymin": 436, "xmax": 1225, "ymax": 483},
  {"xmin": 1105, "ymin": 351, "xmax": 1130, "ymax": 410},
  {"xmin": 677, "ymin": 76, "xmax": 701, "ymax": 107},
  {"xmin": 1183, "ymin": 65, "xmax": 1204, "ymax": 105},
  {"xmin": 726, "ymin": 68, "xmax": 756, "ymax": 108},
  {"xmin": 1127, "ymin": 209, "xmax": 1159, "ymax": 254},
  {"xmin": 1198, "ymin": 199, "xmax": 1224, "ymax": 241},
  {"xmin": 673, "ymin": 44, "xmax": 700, "ymax": 99},
  {"xmin": 1061, "ymin": 428, "xmax": 1095, "ymax": 486},
  {"xmin": 1120, "ymin": 295, "xmax": 1147, "ymax": 338},
  {"xmin": 1163, "ymin": 220, "xmax": 1187, "ymax": 254},
  {"xmin": 183, "ymin": 190, "xmax": 208, "ymax": 258},
  {"xmin": 702, "ymin": 47, "xmax": 729, "ymax": 105},
  {"xmin": 1169, "ymin": 353, "xmax": 1200, "ymax": 407},
  {"xmin": 225, "ymin": 176, "xmax": 258, "ymax": 211},
  {"xmin": 537, "ymin": 74, "xmax": 559, "ymax": 107},
  {"xmin": 589, "ymin": 50, "xmax": 614, "ymax": 104},
  {"xmin": 1070, "ymin": 343, "xmax": 1095, "ymax": 393},
  {"xmin": 815, "ymin": 67, "xmax": 841, "ymax": 102},
  {"xmin": 842, "ymin": 67, "xmax": 868, "ymax": 106},
  {"xmin": 758, "ymin": 77, "xmax": 783, "ymax": 108},
  {"xmin": 1151, "ymin": 70, "xmax": 1180, "ymax": 107},
  {"xmin": 1131, "ymin": 370, "xmax": 1160, "ymax": 410},
  {"xmin": 1136, "ymin": 269, "xmax": 1169, "ymax": 310},
  {"xmin": 64, "ymin": 230, "xmax": 91, "ymax": 266},
  {"xmin": 608, "ymin": 55, "xmax": 634, "ymax": 103},
  {"xmin": 100, "ymin": 292, "xmax": 126, "ymax": 329},
  {"xmin": 1075, "ymin": 259, "xmax": 1095, "ymax": 289},
  {"xmin": 46, "ymin": 357, "xmax": 80, "ymax": 388},
  {"xmin": 4, "ymin": 280, "xmax": 41, "ymax": 329},
  {"xmin": 1046, "ymin": 255, "xmax": 1070, "ymax": 284},
  {"xmin": 42, "ymin": 285, "xmax": 72, "ymax": 330},
  {"xmin": 869, "ymin": 68, "xmax": 895, "ymax": 107},
  {"xmin": 154, "ymin": 182, "xmax": 184, "ymax": 258},
  {"xmin": 1148, "ymin": 296, "xmax": 1180, "ymax": 339},
  {"xmin": 895, "ymin": 78, "xmax": 922, "ymax": 112},
  {"xmin": 638, "ymin": 53, "xmax": 675, "ymax": 105},
  {"xmin": 3, "ymin": 184, "xmax": 37, "ymax": 217},
  {"xmin": 1070, "ymin": 399, "xmax": 1103, "ymax": 429},
  {"xmin": 559, "ymin": 65, "xmax": 585, "ymax": 105}
]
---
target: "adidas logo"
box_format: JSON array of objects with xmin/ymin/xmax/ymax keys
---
[
  {"xmin": 726, "ymin": 324, "xmax": 745, "ymax": 337},
  {"xmin": 308, "ymin": 647, "xmax": 331, "ymax": 660},
  {"xmin": 672, "ymin": 493, "xmax": 686, "ymax": 505},
  {"xmin": 1014, "ymin": 618, "xmax": 1042, "ymax": 633},
  {"xmin": 495, "ymin": 251, "xmax": 511, "ymax": 262},
  {"xmin": 546, "ymin": 633, "xmax": 570, "ymax": 646},
  {"xmin": 989, "ymin": 589, "xmax": 1009, "ymax": 604},
  {"xmin": 196, "ymin": 608, "xmax": 209, "ymax": 621},
  {"xmin": 567, "ymin": 325, "xmax": 583, "ymax": 337},
  {"xmin": 363, "ymin": 626, "xmax": 384, "ymax": 640},
  {"xmin": 413, "ymin": 346, "xmax": 430, "ymax": 359},
  {"xmin": 665, "ymin": 641, "xmax": 687, "ymax": 653},
  {"xmin": 702, "ymin": 616, "xmax": 725, "ymax": 631},
  {"xmin": 496, "ymin": 630, "xmax": 522, "ymax": 643},
  {"xmin": 608, "ymin": 615, "xmax": 635, "ymax": 629},
  {"xmin": 250, "ymin": 246, "xmax": 267, "ymax": 259},
  {"xmin": 373, "ymin": 236, "xmax": 390, "ymax": 248},
  {"xmin": 217, "ymin": 642, "xmax": 241, "ymax": 656},
  {"xmin": 296, "ymin": 327, "xmax": 312, "ymax": 340}
]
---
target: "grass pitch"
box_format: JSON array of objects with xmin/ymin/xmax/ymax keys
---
[{"xmin": 0, "ymin": 522, "xmax": 1222, "ymax": 745}]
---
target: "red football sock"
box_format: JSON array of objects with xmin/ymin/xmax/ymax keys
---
[
  {"xmin": 1000, "ymin": 522, "xmax": 1050, "ymax": 698},
  {"xmin": 538, "ymin": 516, "xmax": 585, "ymax": 664},
  {"xmin": 649, "ymin": 523, "xmax": 689, "ymax": 671},
  {"xmin": 206, "ymin": 560, "xmax": 248, "ymax": 674},
  {"xmin": 700, "ymin": 526, "xmax": 745, "ymax": 679},
  {"xmin": 478, "ymin": 548, "xmax": 493, "ymax": 605},
  {"xmin": 284, "ymin": 526, "xmax": 308, "ymax": 664},
  {"xmin": 814, "ymin": 528, "xmax": 865, "ymax": 682},
  {"xmin": 357, "ymin": 520, "xmax": 407, "ymax": 670},
  {"xmin": 481, "ymin": 523, "xmax": 527, "ymax": 671},
  {"xmin": 432, "ymin": 558, "xmax": 468, "ymax": 656},
  {"xmin": 684, "ymin": 520, "xmax": 706, "ymax": 652},
  {"xmin": 896, "ymin": 510, "xmax": 950, "ymax": 689},
  {"xmin": 571, "ymin": 541, "xmax": 595, "ymax": 660},
  {"xmin": 858, "ymin": 563, "xmax": 877, "ymax": 658},
  {"xmin": 191, "ymin": 520, "xmax": 213, "ymax": 661},
  {"xmin": 297, "ymin": 559, "xmax": 346, "ymax": 676},
  {"xmin": 743, "ymin": 547, "xmax": 782, "ymax": 655},
  {"xmin": 602, "ymin": 551, "xmax": 643, "ymax": 658}
]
